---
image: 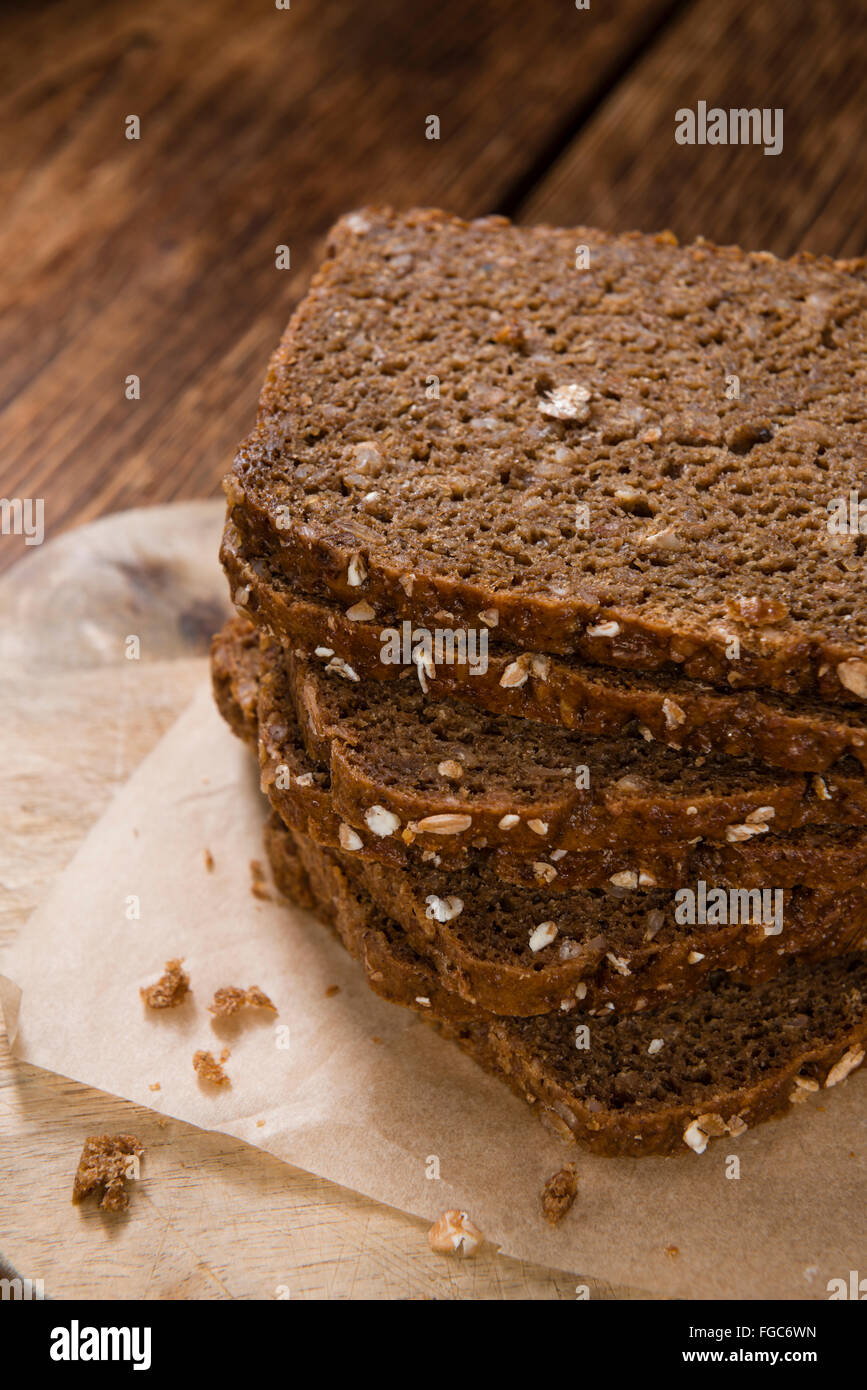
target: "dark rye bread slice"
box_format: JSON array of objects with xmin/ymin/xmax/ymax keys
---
[
  {"xmin": 335, "ymin": 854, "xmax": 867, "ymax": 1018},
  {"xmin": 212, "ymin": 615, "xmax": 867, "ymax": 891},
  {"xmin": 222, "ymin": 515, "xmax": 867, "ymax": 775},
  {"xmin": 215, "ymin": 622, "xmax": 867, "ymax": 1019},
  {"xmin": 227, "ymin": 206, "xmax": 867, "ymax": 706},
  {"xmin": 264, "ymin": 814, "xmax": 867, "ymax": 1157},
  {"xmin": 232, "ymin": 654, "xmax": 867, "ymax": 1020},
  {"xmin": 284, "ymin": 646, "xmax": 867, "ymax": 855}
]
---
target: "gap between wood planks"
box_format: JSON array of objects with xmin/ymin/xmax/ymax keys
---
[{"xmin": 496, "ymin": 0, "xmax": 696, "ymax": 219}]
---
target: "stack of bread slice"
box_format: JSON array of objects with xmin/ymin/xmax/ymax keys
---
[{"xmin": 212, "ymin": 208, "xmax": 867, "ymax": 1156}]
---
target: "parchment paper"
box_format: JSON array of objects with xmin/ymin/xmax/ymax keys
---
[{"xmin": 1, "ymin": 682, "xmax": 865, "ymax": 1299}]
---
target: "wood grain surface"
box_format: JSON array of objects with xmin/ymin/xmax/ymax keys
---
[
  {"xmin": 520, "ymin": 0, "xmax": 867, "ymax": 254},
  {"xmin": 0, "ymin": 0, "xmax": 677, "ymax": 575},
  {"xmin": 0, "ymin": 502, "xmax": 656, "ymax": 1300},
  {"xmin": 7, "ymin": 0, "xmax": 862, "ymax": 577}
]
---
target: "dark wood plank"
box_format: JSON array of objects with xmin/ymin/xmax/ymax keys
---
[
  {"xmin": 519, "ymin": 0, "xmax": 867, "ymax": 258},
  {"xmin": 0, "ymin": 0, "xmax": 678, "ymax": 573}
]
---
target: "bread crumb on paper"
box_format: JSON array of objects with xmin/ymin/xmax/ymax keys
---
[
  {"xmin": 193, "ymin": 1049, "xmax": 231, "ymax": 1086},
  {"xmin": 209, "ymin": 985, "xmax": 277, "ymax": 1019},
  {"xmin": 140, "ymin": 959, "xmax": 191, "ymax": 1009},
  {"xmin": 540, "ymin": 1163, "xmax": 579, "ymax": 1226}
]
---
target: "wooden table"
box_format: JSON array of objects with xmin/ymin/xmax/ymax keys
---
[
  {"xmin": 3, "ymin": 0, "xmax": 865, "ymax": 578},
  {"xmin": 2, "ymin": 0, "xmax": 865, "ymax": 1299}
]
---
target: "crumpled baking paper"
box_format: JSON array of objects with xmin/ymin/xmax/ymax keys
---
[{"xmin": 2, "ymin": 682, "xmax": 865, "ymax": 1299}]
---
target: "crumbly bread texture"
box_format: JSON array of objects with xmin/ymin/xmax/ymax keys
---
[
  {"xmin": 193, "ymin": 1049, "xmax": 231, "ymax": 1085},
  {"xmin": 72, "ymin": 1134, "xmax": 143, "ymax": 1212},
  {"xmin": 263, "ymin": 813, "xmax": 867, "ymax": 1157},
  {"xmin": 540, "ymin": 1163, "xmax": 579, "ymax": 1225},
  {"xmin": 209, "ymin": 985, "xmax": 276, "ymax": 1017},
  {"xmin": 225, "ymin": 207, "xmax": 867, "ymax": 704},
  {"xmin": 212, "ymin": 615, "xmax": 867, "ymax": 893},
  {"xmin": 140, "ymin": 959, "xmax": 191, "ymax": 1009},
  {"xmin": 222, "ymin": 517, "xmax": 867, "ymax": 775}
]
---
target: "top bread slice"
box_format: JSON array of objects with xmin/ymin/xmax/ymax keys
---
[{"xmin": 226, "ymin": 206, "xmax": 867, "ymax": 706}]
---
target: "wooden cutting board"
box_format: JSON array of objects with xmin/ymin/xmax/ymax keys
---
[{"xmin": 0, "ymin": 501, "xmax": 650, "ymax": 1301}]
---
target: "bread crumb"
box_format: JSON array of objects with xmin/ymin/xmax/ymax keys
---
[
  {"xmin": 325, "ymin": 985, "xmax": 341, "ymax": 998},
  {"xmin": 664, "ymin": 1244, "xmax": 679, "ymax": 1258},
  {"xmin": 204, "ymin": 848, "xmax": 215, "ymax": 872},
  {"xmin": 209, "ymin": 985, "xmax": 277, "ymax": 1018},
  {"xmin": 428, "ymin": 1209, "xmax": 483, "ymax": 1256},
  {"xmin": 540, "ymin": 1163, "xmax": 579, "ymax": 1226},
  {"xmin": 149, "ymin": 1083, "xmax": 161, "ymax": 1092},
  {"xmin": 256, "ymin": 1119, "xmax": 266, "ymax": 1128},
  {"xmin": 140, "ymin": 959, "xmax": 191, "ymax": 1009},
  {"xmin": 72, "ymin": 1134, "xmax": 142, "ymax": 1212},
  {"xmin": 194, "ymin": 1050, "xmax": 230, "ymax": 1086}
]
